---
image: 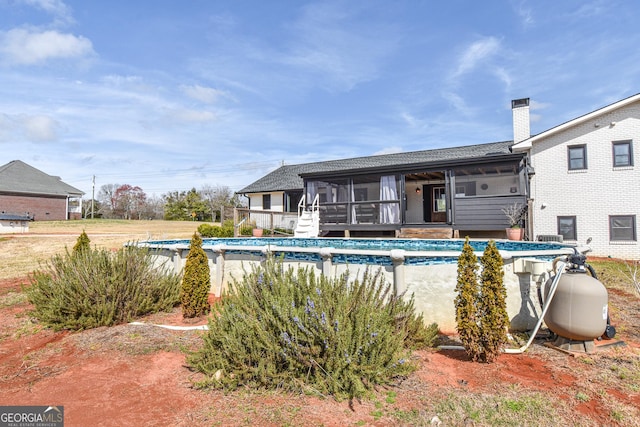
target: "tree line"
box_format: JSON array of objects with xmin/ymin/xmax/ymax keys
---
[{"xmin": 82, "ymin": 184, "xmax": 244, "ymax": 222}]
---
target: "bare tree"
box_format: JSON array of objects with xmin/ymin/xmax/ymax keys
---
[
  {"xmin": 97, "ymin": 183, "xmax": 120, "ymax": 218},
  {"xmin": 200, "ymin": 185, "xmax": 239, "ymax": 223}
]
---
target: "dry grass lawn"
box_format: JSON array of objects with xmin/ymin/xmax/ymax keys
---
[{"xmin": 0, "ymin": 219, "xmax": 205, "ymax": 279}]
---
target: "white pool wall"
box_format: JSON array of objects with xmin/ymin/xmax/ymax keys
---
[{"xmin": 142, "ymin": 240, "xmax": 576, "ymax": 334}]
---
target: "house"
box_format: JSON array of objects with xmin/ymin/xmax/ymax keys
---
[
  {"xmin": 239, "ymin": 94, "xmax": 639, "ymax": 259},
  {"xmin": 0, "ymin": 160, "xmax": 84, "ymax": 221},
  {"xmin": 239, "ymin": 119, "xmax": 532, "ymax": 239},
  {"xmin": 513, "ymin": 94, "xmax": 640, "ymax": 260}
]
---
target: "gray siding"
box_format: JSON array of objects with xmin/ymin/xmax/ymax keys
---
[{"xmin": 454, "ymin": 195, "xmax": 527, "ymax": 230}]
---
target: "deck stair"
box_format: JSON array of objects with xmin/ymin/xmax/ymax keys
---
[
  {"xmin": 294, "ymin": 194, "xmax": 320, "ymax": 238},
  {"xmin": 294, "ymin": 210, "xmax": 319, "ymax": 237},
  {"xmin": 398, "ymin": 227, "xmax": 453, "ymax": 239}
]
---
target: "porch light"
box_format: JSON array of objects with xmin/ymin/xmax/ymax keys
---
[{"xmin": 415, "ymin": 186, "xmax": 421, "ymax": 194}]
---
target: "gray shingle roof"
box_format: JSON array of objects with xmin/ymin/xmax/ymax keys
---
[
  {"xmin": 0, "ymin": 160, "xmax": 84, "ymax": 197},
  {"xmin": 238, "ymin": 141, "xmax": 514, "ymax": 194}
]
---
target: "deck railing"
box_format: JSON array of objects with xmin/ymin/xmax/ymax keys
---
[{"xmin": 233, "ymin": 208, "xmax": 298, "ymax": 237}]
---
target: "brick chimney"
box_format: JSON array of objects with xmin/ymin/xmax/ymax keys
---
[{"xmin": 511, "ymin": 98, "xmax": 530, "ymax": 143}]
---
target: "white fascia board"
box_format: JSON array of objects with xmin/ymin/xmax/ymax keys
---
[{"xmin": 516, "ymin": 93, "xmax": 640, "ymax": 149}]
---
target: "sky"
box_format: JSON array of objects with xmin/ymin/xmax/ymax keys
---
[{"xmin": 1, "ymin": 0, "xmax": 639, "ymax": 199}]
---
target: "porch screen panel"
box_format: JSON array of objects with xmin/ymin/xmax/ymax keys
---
[
  {"xmin": 306, "ymin": 181, "xmax": 318, "ymax": 204},
  {"xmin": 380, "ymin": 175, "xmax": 400, "ymax": 224}
]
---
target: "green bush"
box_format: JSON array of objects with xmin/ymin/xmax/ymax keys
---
[
  {"xmin": 478, "ymin": 240, "xmax": 509, "ymax": 362},
  {"xmin": 181, "ymin": 232, "xmax": 211, "ymax": 318},
  {"xmin": 455, "ymin": 237, "xmax": 482, "ymax": 361},
  {"xmin": 26, "ymin": 245, "xmax": 181, "ymax": 331},
  {"xmin": 72, "ymin": 230, "xmax": 91, "ymax": 255},
  {"xmin": 455, "ymin": 238, "xmax": 509, "ymax": 362},
  {"xmin": 188, "ymin": 256, "xmax": 438, "ymax": 401},
  {"xmin": 198, "ymin": 220, "xmax": 235, "ymax": 238}
]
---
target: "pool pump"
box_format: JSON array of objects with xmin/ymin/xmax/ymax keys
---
[{"xmin": 542, "ymin": 253, "xmax": 616, "ymax": 353}]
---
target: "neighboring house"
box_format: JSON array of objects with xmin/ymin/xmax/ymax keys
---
[
  {"xmin": 0, "ymin": 160, "xmax": 84, "ymax": 221},
  {"xmin": 513, "ymin": 94, "xmax": 640, "ymax": 259}
]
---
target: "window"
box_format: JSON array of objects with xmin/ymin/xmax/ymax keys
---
[
  {"xmin": 568, "ymin": 145, "xmax": 587, "ymax": 170},
  {"xmin": 612, "ymin": 140, "xmax": 633, "ymax": 167},
  {"xmin": 557, "ymin": 216, "xmax": 577, "ymax": 241},
  {"xmin": 262, "ymin": 194, "xmax": 271, "ymax": 210},
  {"xmin": 609, "ymin": 215, "xmax": 636, "ymax": 241}
]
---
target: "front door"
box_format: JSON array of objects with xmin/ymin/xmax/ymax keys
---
[{"xmin": 423, "ymin": 184, "xmax": 447, "ymax": 223}]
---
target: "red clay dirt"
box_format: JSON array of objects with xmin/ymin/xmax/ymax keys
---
[{"xmin": 1, "ymin": 276, "xmax": 639, "ymax": 426}]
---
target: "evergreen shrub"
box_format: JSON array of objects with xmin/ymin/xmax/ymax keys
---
[
  {"xmin": 479, "ymin": 240, "xmax": 509, "ymax": 362},
  {"xmin": 454, "ymin": 237, "xmax": 482, "ymax": 361},
  {"xmin": 188, "ymin": 256, "xmax": 438, "ymax": 401},
  {"xmin": 26, "ymin": 244, "xmax": 181, "ymax": 331},
  {"xmin": 72, "ymin": 230, "xmax": 91, "ymax": 255},
  {"xmin": 181, "ymin": 232, "xmax": 211, "ymax": 318},
  {"xmin": 198, "ymin": 220, "xmax": 234, "ymax": 237},
  {"xmin": 454, "ymin": 238, "xmax": 509, "ymax": 362}
]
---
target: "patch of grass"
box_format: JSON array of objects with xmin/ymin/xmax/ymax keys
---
[
  {"xmin": 575, "ymin": 392, "xmax": 590, "ymax": 402},
  {"xmin": 0, "ymin": 291, "xmax": 27, "ymax": 308},
  {"xmin": 385, "ymin": 391, "xmax": 397, "ymax": 404},
  {"xmin": 370, "ymin": 409, "xmax": 384, "ymax": 420},
  {"xmin": 13, "ymin": 319, "xmax": 43, "ymax": 338},
  {"xmin": 431, "ymin": 391, "xmax": 566, "ymax": 426},
  {"xmin": 589, "ymin": 259, "xmax": 635, "ymax": 293}
]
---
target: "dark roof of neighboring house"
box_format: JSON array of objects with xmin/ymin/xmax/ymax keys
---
[
  {"xmin": 0, "ymin": 160, "xmax": 84, "ymax": 197},
  {"xmin": 238, "ymin": 140, "xmax": 516, "ymax": 194},
  {"xmin": 0, "ymin": 212, "xmax": 33, "ymax": 221}
]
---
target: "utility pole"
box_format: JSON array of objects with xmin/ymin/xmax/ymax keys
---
[{"xmin": 91, "ymin": 175, "xmax": 95, "ymax": 219}]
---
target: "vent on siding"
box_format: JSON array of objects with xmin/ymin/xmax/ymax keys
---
[{"xmin": 537, "ymin": 234, "xmax": 564, "ymax": 243}]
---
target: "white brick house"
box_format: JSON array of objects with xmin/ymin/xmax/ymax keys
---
[{"xmin": 513, "ymin": 94, "xmax": 640, "ymax": 259}]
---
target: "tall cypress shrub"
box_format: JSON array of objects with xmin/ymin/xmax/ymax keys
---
[
  {"xmin": 181, "ymin": 232, "xmax": 211, "ymax": 318},
  {"xmin": 479, "ymin": 240, "xmax": 509, "ymax": 362},
  {"xmin": 454, "ymin": 237, "xmax": 482, "ymax": 361}
]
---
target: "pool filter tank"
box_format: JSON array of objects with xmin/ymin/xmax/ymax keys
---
[{"xmin": 543, "ymin": 254, "xmax": 612, "ymax": 353}]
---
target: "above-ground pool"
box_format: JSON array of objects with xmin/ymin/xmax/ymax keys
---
[{"xmin": 140, "ymin": 237, "xmax": 578, "ymax": 333}]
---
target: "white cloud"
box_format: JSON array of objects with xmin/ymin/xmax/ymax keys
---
[
  {"xmin": 452, "ymin": 36, "xmax": 501, "ymax": 79},
  {"xmin": 20, "ymin": 0, "xmax": 73, "ymax": 25},
  {"xmin": 180, "ymin": 84, "xmax": 232, "ymax": 104},
  {"xmin": 373, "ymin": 146, "xmax": 403, "ymax": 156},
  {"xmin": 511, "ymin": 0, "xmax": 534, "ymax": 28},
  {"xmin": 493, "ymin": 67, "xmax": 512, "ymax": 89},
  {"xmin": 165, "ymin": 108, "xmax": 216, "ymax": 124},
  {"xmin": 283, "ymin": 2, "xmax": 397, "ymax": 91},
  {"xmin": 0, "ymin": 113, "xmax": 14, "ymax": 142},
  {"xmin": 0, "ymin": 28, "xmax": 93, "ymax": 65},
  {"xmin": 21, "ymin": 114, "xmax": 60, "ymax": 142},
  {"xmin": 441, "ymin": 91, "xmax": 473, "ymax": 116}
]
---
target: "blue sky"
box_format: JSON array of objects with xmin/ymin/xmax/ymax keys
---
[{"xmin": 1, "ymin": 0, "xmax": 639, "ymax": 198}]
